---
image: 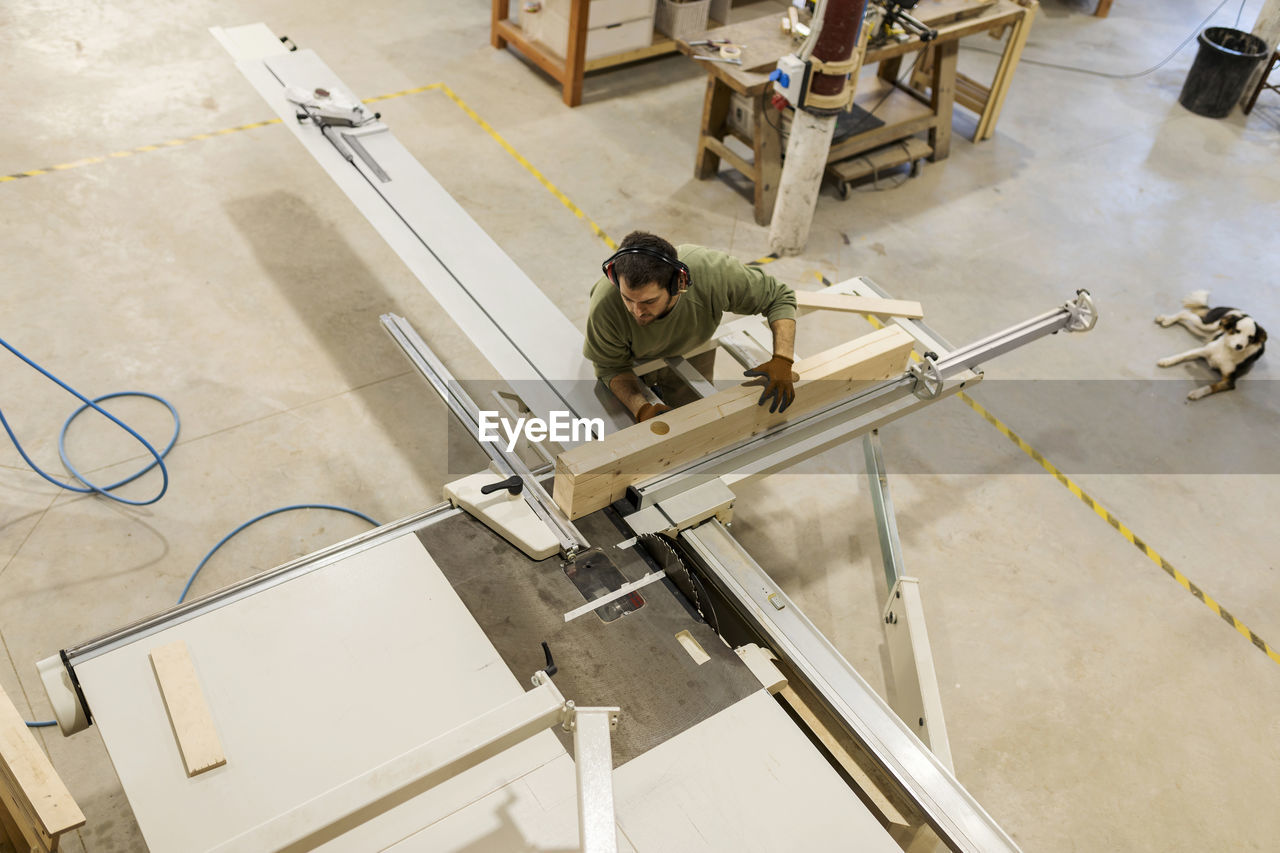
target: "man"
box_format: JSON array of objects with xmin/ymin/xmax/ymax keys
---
[{"xmin": 584, "ymin": 231, "xmax": 798, "ymax": 422}]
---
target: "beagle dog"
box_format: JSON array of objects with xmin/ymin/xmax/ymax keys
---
[{"xmin": 1156, "ymin": 290, "xmax": 1267, "ymax": 400}]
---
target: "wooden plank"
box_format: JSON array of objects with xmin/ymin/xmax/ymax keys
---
[
  {"xmin": 773, "ymin": 663, "xmax": 941, "ymax": 850},
  {"xmin": 149, "ymin": 641, "xmax": 227, "ymax": 778},
  {"xmin": 700, "ymin": 135, "xmax": 754, "ymax": 179},
  {"xmin": 563, "ymin": 0, "xmax": 590, "ymax": 106},
  {"xmin": 977, "ymin": 1, "xmax": 1035, "ymax": 140},
  {"xmin": 917, "ymin": 0, "xmax": 998, "ymax": 24},
  {"xmin": 777, "ymin": 684, "xmax": 912, "ymax": 831},
  {"xmin": 493, "ymin": 20, "xmax": 571, "ymax": 83},
  {"xmin": 752, "ymin": 92, "xmax": 783, "ymax": 225},
  {"xmin": 1094, "ymin": 0, "xmax": 1112, "ymax": 17},
  {"xmin": 974, "ymin": 11, "xmax": 1016, "ymax": 139},
  {"xmin": 0, "ymin": 796, "xmax": 30, "ymax": 852},
  {"xmin": 953, "ymin": 72, "xmax": 989, "ymax": 114},
  {"xmin": 553, "ymin": 327, "xmax": 915, "ymax": 518},
  {"xmin": 490, "ymin": 0, "xmax": 510, "ymax": 49},
  {"xmin": 927, "ymin": 39, "xmax": 959, "ymax": 160},
  {"xmin": 695, "ymin": 76, "xmax": 732, "ymax": 179},
  {"xmin": 794, "ymin": 291, "xmax": 924, "ymax": 319},
  {"xmin": 827, "ymin": 138, "xmax": 933, "ymax": 185},
  {"xmin": 0, "ymin": 685, "xmax": 85, "ymax": 847},
  {"xmin": 584, "ymin": 31, "xmax": 678, "ymax": 71},
  {"xmin": 0, "ymin": 773, "xmax": 52, "ymax": 851}
]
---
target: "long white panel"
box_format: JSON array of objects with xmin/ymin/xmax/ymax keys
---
[{"xmin": 211, "ymin": 24, "xmax": 619, "ymax": 432}]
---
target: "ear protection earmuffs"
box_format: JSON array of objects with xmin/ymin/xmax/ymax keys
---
[{"xmin": 601, "ymin": 246, "xmax": 691, "ymax": 295}]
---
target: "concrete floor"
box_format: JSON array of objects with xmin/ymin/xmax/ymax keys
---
[{"xmin": 2, "ymin": 0, "xmax": 1277, "ymax": 850}]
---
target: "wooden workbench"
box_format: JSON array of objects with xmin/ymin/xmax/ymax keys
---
[
  {"xmin": 490, "ymin": 0, "xmax": 681, "ymax": 107},
  {"xmin": 682, "ymin": 0, "xmax": 1037, "ymax": 224}
]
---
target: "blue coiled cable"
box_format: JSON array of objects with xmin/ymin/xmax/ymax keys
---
[
  {"xmin": 177, "ymin": 504, "xmax": 380, "ymax": 604},
  {"xmin": 1, "ymin": 336, "xmax": 174, "ymax": 505},
  {"xmin": 3, "ymin": 335, "xmax": 379, "ymax": 727}
]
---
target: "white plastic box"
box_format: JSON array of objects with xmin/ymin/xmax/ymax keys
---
[{"xmin": 529, "ymin": 0, "xmax": 657, "ymax": 61}]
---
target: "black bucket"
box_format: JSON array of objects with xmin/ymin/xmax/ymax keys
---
[{"xmin": 1178, "ymin": 27, "xmax": 1269, "ymax": 118}]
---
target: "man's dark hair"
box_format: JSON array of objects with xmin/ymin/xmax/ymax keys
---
[{"xmin": 611, "ymin": 231, "xmax": 680, "ymax": 291}]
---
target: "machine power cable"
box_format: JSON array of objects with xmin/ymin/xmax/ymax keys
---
[
  {"xmin": 177, "ymin": 504, "xmax": 380, "ymax": 604},
  {"xmin": 961, "ymin": 0, "xmax": 1235, "ymax": 80},
  {"xmin": 2, "ymin": 335, "xmax": 379, "ymax": 726},
  {"xmin": 1, "ymin": 335, "xmax": 175, "ymax": 505}
]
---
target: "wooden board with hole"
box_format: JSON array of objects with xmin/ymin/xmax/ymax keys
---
[{"xmin": 553, "ymin": 326, "xmax": 916, "ymax": 519}]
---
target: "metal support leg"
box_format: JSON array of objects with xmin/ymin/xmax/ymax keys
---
[
  {"xmin": 883, "ymin": 578, "xmax": 954, "ymax": 772},
  {"xmin": 863, "ymin": 430, "xmax": 905, "ymax": 592},
  {"xmin": 864, "ymin": 430, "xmax": 954, "ymax": 771},
  {"xmin": 569, "ymin": 705, "xmax": 622, "ymax": 853}
]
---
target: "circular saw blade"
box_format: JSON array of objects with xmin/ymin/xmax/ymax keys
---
[{"xmin": 638, "ymin": 532, "xmax": 717, "ymax": 631}]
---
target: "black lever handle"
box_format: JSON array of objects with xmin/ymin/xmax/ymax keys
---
[
  {"xmin": 480, "ymin": 475, "xmax": 524, "ymax": 496},
  {"xmin": 540, "ymin": 641, "xmax": 557, "ymax": 677}
]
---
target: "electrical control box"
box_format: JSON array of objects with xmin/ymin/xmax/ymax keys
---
[{"xmin": 770, "ymin": 53, "xmax": 810, "ymax": 108}]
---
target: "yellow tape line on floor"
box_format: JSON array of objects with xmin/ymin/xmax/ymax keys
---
[
  {"xmin": 432, "ymin": 84, "xmax": 617, "ymax": 251},
  {"xmin": 814, "ymin": 273, "xmax": 1279, "ymax": 667},
  {"xmin": 0, "ymin": 119, "xmax": 286, "ymax": 182},
  {"xmin": 0, "ymin": 84, "xmax": 442, "ymax": 185},
  {"xmin": 2, "ymin": 81, "xmax": 623, "ymax": 257},
  {"xmin": 956, "ymin": 392, "xmax": 1280, "ymax": 666}
]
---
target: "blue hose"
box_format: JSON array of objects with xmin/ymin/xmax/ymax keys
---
[
  {"xmin": 178, "ymin": 504, "xmax": 380, "ymax": 604},
  {"xmin": 4, "ymin": 335, "xmax": 379, "ymax": 727},
  {"xmin": 59, "ymin": 392, "xmax": 180, "ymax": 495},
  {"xmin": 0, "ymin": 335, "xmax": 174, "ymax": 505}
]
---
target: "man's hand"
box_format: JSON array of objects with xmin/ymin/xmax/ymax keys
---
[
  {"xmin": 744, "ymin": 355, "xmax": 796, "ymax": 413},
  {"xmin": 636, "ymin": 402, "xmax": 671, "ymax": 422}
]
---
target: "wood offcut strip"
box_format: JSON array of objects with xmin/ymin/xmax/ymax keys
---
[
  {"xmin": 794, "ymin": 290, "xmax": 924, "ymax": 319},
  {"xmin": 150, "ymin": 641, "xmax": 227, "ymax": 777}
]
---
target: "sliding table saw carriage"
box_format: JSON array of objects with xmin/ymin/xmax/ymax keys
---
[{"xmin": 20, "ymin": 24, "xmax": 1098, "ymax": 853}]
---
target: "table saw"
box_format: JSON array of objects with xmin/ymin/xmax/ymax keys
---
[{"xmin": 33, "ymin": 24, "xmax": 1096, "ymax": 853}]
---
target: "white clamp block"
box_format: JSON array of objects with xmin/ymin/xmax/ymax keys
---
[
  {"xmin": 444, "ymin": 467, "xmax": 559, "ymax": 560},
  {"xmin": 734, "ymin": 643, "xmax": 788, "ymax": 694},
  {"xmin": 38, "ymin": 654, "xmax": 90, "ymax": 735}
]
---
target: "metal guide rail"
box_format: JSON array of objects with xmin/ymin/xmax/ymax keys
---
[
  {"xmin": 382, "ymin": 313, "xmax": 589, "ymax": 558},
  {"xmin": 58, "ymin": 503, "xmax": 460, "ymax": 672},
  {"xmin": 625, "ymin": 290, "xmax": 1095, "ymax": 512},
  {"xmin": 679, "ymin": 519, "xmax": 1020, "ymax": 853}
]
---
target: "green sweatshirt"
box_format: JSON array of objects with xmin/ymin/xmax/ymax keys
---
[{"xmin": 583, "ymin": 245, "xmax": 796, "ymax": 381}]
